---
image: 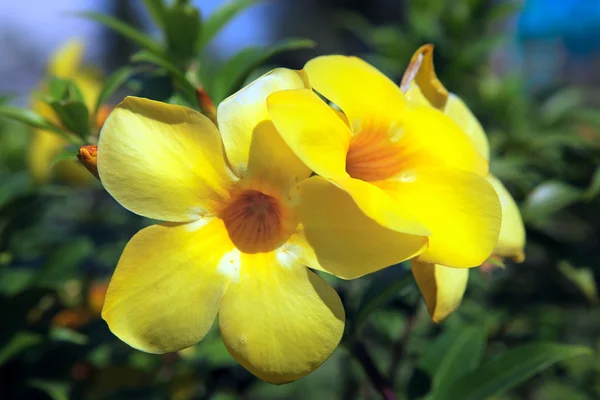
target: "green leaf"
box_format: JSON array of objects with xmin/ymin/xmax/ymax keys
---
[
  {"xmin": 93, "ymin": 65, "xmax": 138, "ymax": 117},
  {"xmin": 51, "ymin": 147, "xmax": 78, "ymax": 167},
  {"xmin": 0, "ymin": 331, "xmax": 43, "ymax": 365},
  {"xmin": 583, "ymin": 166, "xmax": 600, "ymax": 201},
  {"xmin": 163, "ymin": 0, "xmax": 202, "ymax": 62},
  {"xmin": 522, "ymin": 181, "xmax": 582, "ymax": 223},
  {"xmin": 131, "ymin": 50, "xmax": 197, "ymax": 104},
  {"xmin": 36, "ymin": 238, "xmax": 94, "ymax": 288},
  {"xmin": 142, "ymin": 0, "xmax": 167, "ymax": 29},
  {"xmin": 28, "ymin": 380, "xmax": 70, "ymax": 400},
  {"xmin": 558, "ymin": 261, "xmax": 598, "ymax": 304},
  {"xmin": 423, "ymin": 326, "xmax": 487, "ymax": 400},
  {"xmin": 49, "ymin": 326, "xmax": 89, "ymax": 345},
  {"xmin": 205, "ymin": 38, "xmax": 316, "ymax": 103},
  {"xmin": 352, "ymin": 263, "xmax": 413, "ymax": 332},
  {"xmin": 197, "ymin": 0, "xmax": 261, "ymax": 51},
  {"xmin": 77, "ymin": 12, "xmax": 163, "ymax": 56},
  {"xmin": 49, "ymin": 100, "xmax": 90, "ymax": 139},
  {"xmin": 0, "ymin": 268, "xmax": 35, "ymax": 296},
  {"xmin": 539, "ymin": 88, "xmax": 585, "ymax": 126},
  {"xmin": 445, "ymin": 343, "xmax": 592, "ymax": 400},
  {"xmin": 0, "ymin": 171, "xmax": 31, "ymax": 208},
  {"xmin": 0, "ymin": 106, "xmax": 68, "ymax": 140}
]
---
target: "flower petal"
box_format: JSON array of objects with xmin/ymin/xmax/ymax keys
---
[
  {"xmin": 444, "ymin": 94, "xmax": 490, "ymax": 160},
  {"xmin": 98, "ymin": 96, "xmax": 235, "ymax": 222},
  {"xmin": 488, "ymin": 175, "xmax": 526, "ymax": 262},
  {"xmin": 411, "ymin": 260, "xmax": 469, "ymax": 323},
  {"xmin": 218, "ymin": 252, "xmax": 344, "ymax": 383},
  {"xmin": 377, "ymin": 167, "xmax": 501, "ymax": 267},
  {"xmin": 291, "ymin": 176, "xmax": 427, "ymax": 279},
  {"xmin": 218, "ymin": 68, "xmax": 311, "ymax": 190},
  {"xmin": 102, "ymin": 218, "xmax": 233, "ymax": 353},
  {"xmin": 399, "ymin": 103, "xmax": 488, "ymax": 176},
  {"xmin": 267, "ymin": 88, "xmax": 351, "ymax": 179},
  {"xmin": 304, "ymin": 55, "xmax": 406, "ymax": 132}
]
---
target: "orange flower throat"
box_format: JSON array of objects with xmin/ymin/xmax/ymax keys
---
[{"xmin": 345, "ymin": 130, "xmax": 405, "ymax": 182}]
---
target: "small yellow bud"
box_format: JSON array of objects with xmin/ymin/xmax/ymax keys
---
[{"xmin": 77, "ymin": 145, "xmax": 99, "ymax": 179}]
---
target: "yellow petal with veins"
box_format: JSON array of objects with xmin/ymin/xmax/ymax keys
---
[
  {"xmin": 102, "ymin": 219, "xmax": 233, "ymax": 353},
  {"xmin": 218, "ymin": 68, "xmax": 311, "ymax": 192},
  {"xmin": 411, "ymin": 260, "xmax": 469, "ymax": 323},
  {"xmin": 400, "ymin": 44, "xmax": 448, "ymax": 109},
  {"xmin": 218, "ymin": 252, "xmax": 344, "ymax": 384},
  {"xmin": 304, "ymin": 55, "xmax": 406, "ymax": 133},
  {"xmin": 98, "ymin": 96, "xmax": 235, "ymax": 222},
  {"xmin": 377, "ymin": 167, "xmax": 501, "ymax": 267},
  {"xmin": 291, "ymin": 176, "xmax": 427, "ymax": 279},
  {"xmin": 487, "ymin": 175, "xmax": 526, "ymax": 262},
  {"xmin": 267, "ymin": 88, "xmax": 351, "ymax": 179}
]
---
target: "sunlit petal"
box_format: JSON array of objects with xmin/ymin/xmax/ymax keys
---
[
  {"xmin": 98, "ymin": 96, "xmax": 235, "ymax": 222},
  {"xmin": 488, "ymin": 175, "xmax": 526, "ymax": 262},
  {"xmin": 218, "ymin": 252, "xmax": 344, "ymax": 384},
  {"xmin": 102, "ymin": 219, "xmax": 234, "ymax": 353}
]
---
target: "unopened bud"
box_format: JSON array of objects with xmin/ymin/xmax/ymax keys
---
[{"xmin": 77, "ymin": 145, "xmax": 99, "ymax": 179}]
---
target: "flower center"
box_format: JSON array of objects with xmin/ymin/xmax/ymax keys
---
[
  {"xmin": 345, "ymin": 130, "xmax": 405, "ymax": 182},
  {"xmin": 220, "ymin": 189, "xmax": 291, "ymax": 253}
]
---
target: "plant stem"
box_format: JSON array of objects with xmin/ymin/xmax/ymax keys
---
[{"xmin": 349, "ymin": 339, "xmax": 398, "ymax": 400}]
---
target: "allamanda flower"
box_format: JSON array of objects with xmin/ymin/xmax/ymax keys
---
[
  {"xmin": 98, "ymin": 69, "xmax": 428, "ymax": 383},
  {"xmin": 29, "ymin": 40, "xmax": 103, "ymax": 185},
  {"xmin": 403, "ymin": 45, "xmax": 526, "ymax": 322},
  {"xmin": 266, "ymin": 55, "xmax": 502, "ymax": 275}
]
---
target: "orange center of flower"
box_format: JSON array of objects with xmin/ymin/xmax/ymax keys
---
[
  {"xmin": 220, "ymin": 189, "xmax": 291, "ymax": 253},
  {"xmin": 345, "ymin": 131, "xmax": 405, "ymax": 182}
]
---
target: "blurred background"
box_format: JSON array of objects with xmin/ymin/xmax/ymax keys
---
[{"xmin": 1, "ymin": 0, "xmax": 600, "ymax": 399}]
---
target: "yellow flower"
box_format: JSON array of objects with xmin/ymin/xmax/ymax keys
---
[
  {"xmin": 97, "ymin": 69, "xmax": 426, "ymax": 383},
  {"xmin": 403, "ymin": 44, "xmax": 526, "ymax": 322},
  {"xmin": 266, "ymin": 56, "xmax": 502, "ymax": 271},
  {"xmin": 28, "ymin": 40, "xmax": 102, "ymax": 185}
]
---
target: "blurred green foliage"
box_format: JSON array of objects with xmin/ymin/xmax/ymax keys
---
[{"xmin": 1, "ymin": 0, "xmax": 600, "ymax": 399}]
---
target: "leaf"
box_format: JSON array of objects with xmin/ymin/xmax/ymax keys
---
[
  {"xmin": 423, "ymin": 326, "xmax": 487, "ymax": 400},
  {"xmin": 36, "ymin": 238, "xmax": 94, "ymax": 288},
  {"xmin": 583, "ymin": 166, "xmax": 600, "ymax": 201},
  {"xmin": 206, "ymin": 38, "xmax": 316, "ymax": 102},
  {"xmin": 0, "ymin": 171, "xmax": 31, "ymax": 208},
  {"xmin": 163, "ymin": 0, "xmax": 202, "ymax": 62},
  {"xmin": 522, "ymin": 181, "xmax": 582, "ymax": 223},
  {"xmin": 49, "ymin": 326, "xmax": 89, "ymax": 345},
  {"xmin": 51, "ymin": 147, "xmax": 79, "ymax": 166},
  {"xmin": 0, "ymin": 268, "xmax": 36, "ymax": 296},
  {"xmin": 197, "ymin": 0, "xmax": 261, "ymax": 51},
  {"xmin": 539, "ymin": 88, "xmax": 585, "ymax": 126},
  {"xmin": 0, "ymin": 331, "xmax": 43, "ymax": 365},
  {"xmin": 445, "ymin": 343, "xmax": 592, "ymax": 400},
  {"xmin": 558, "ymin": 261, "xmax": 598, "ymax": 304},
  {"xmin": 142, "ymin": 0, "xmax": 167, "ymax": 29},
  {"xmin": 352, "ymin": 263, "xmax": 413, "ymax": 332},
  {"xmin": 76, "ymin": 12, "xmax": 163, "ymax": 56},
  {"xmin": 28, "ymin": 380, "xmax": 70, "ymax": 400},
  {"xmin": 131, "ymin": 50, "xmax": 196, "ymax": 104},
  {"xmin": 93, "ymin": 66, "xmax": 138, "ymax": 117},
  {"xmin": 0, "ymin": 106, "xmax": 68, "ymax": 139},
  {"xmin": 49, "ymin": 100, "xmax": 90, "ymax": 139}
]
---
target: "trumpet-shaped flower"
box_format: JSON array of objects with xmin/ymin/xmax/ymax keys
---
[
  {"xmin": 28, "ymin": 40, "xmax": 102, "ymax": 184},
  {"xmin": 98, "ymin": 69, "xmax": 430, "ymax": 383},
  {"xmin": 266, "ymin": 55, "xmax": 502, "ymax": 271},
  {"xmin": 403, "ymin": 44, "xmax": 526, "ymax": 322}
]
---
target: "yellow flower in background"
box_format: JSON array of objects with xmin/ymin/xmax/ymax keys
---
[
  {"xmin": 403, "ymin": 44, "xmax": 526, "ymax": 322},
  {"xmin": 97, "ymin": 69, "xmax": 426, "ymax": 383},
  {"xmin": 28, "ymin": 40, "xmax": 102, "ymax": 185},
  {"xmin": 267, "ymin": 55, "xmax": 502, "ymax": 271}
]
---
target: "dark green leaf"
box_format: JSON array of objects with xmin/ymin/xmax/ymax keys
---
[
  {"xmin": 0, "ymin": 331, "xmax": 43, "ymax": 365},
  {"xmin": 539, "ymin": 88, "xmax": 585, "ymax": 126},
  {"xmin": 0, "ymin": 171, "xmax": 31, "ymax": 208},
  {"xmin": 558, "ymin": 261, "xmax": 598, "ymax": 304},
  {"xmin": 49, "ymin": 100, "xmax": 90, "ymax": 139},
  {"xmin": 197, "ymin": 0, "xmax": 261, "ymax": 51},
  {"xmin": 164, "ymin": 1, "xmax": 202, "ymax": 62},
  {"xmin": 36, "ymin": 238, "xmax": 94, "ymax": 288},
  {"xmin": 0, "ymin": 268, "xmax": 36, "ymax": 296},
  {"xmin": 421, "ymin": 326, "xmax": 487, "ymax": 400},
  {"xmin": 93, "ymin": 65, "xmax": 138, "ymax": 116},
  {"xmin": 0, "ymin": 106, "xmax": 68, "ymax": 139},
  {"xmin": 77, "ymin": 12, "xmax": 163, "ymax": 56},
  {"xmin": 584, "ymin": 166, "xmax": 600, "ymax": 201},
  {"xmin": 352, "ymin": 263, "xmax": 413, "ymax": 332},
  {"xmin": 142, "ymin": 0, "xmax": 167, "ymax": 29},
  {"xmin": 131, "ymin": 50, "xmax": 197, "ymax": 104},
  {"xmin": 445, "ymin": 343, "xmax": 592, "ymax": 400},
  {"xmin": 522, "ymin": 181, "xmax": 582, "ymax": 223},
  {"xmin": 49, "ymin": 327, "xmax": 89, "ymax": 345},
  {"xmin": 51, "ymin": 147, "xmax": 79, "ymax": 166},
  {"xmin": 205, "ymin": 38, "xmax": 316, "ymax": 103},
  {"xmin": 28, "ymin": 380, "xmax": 70, "ymax": 400}
]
